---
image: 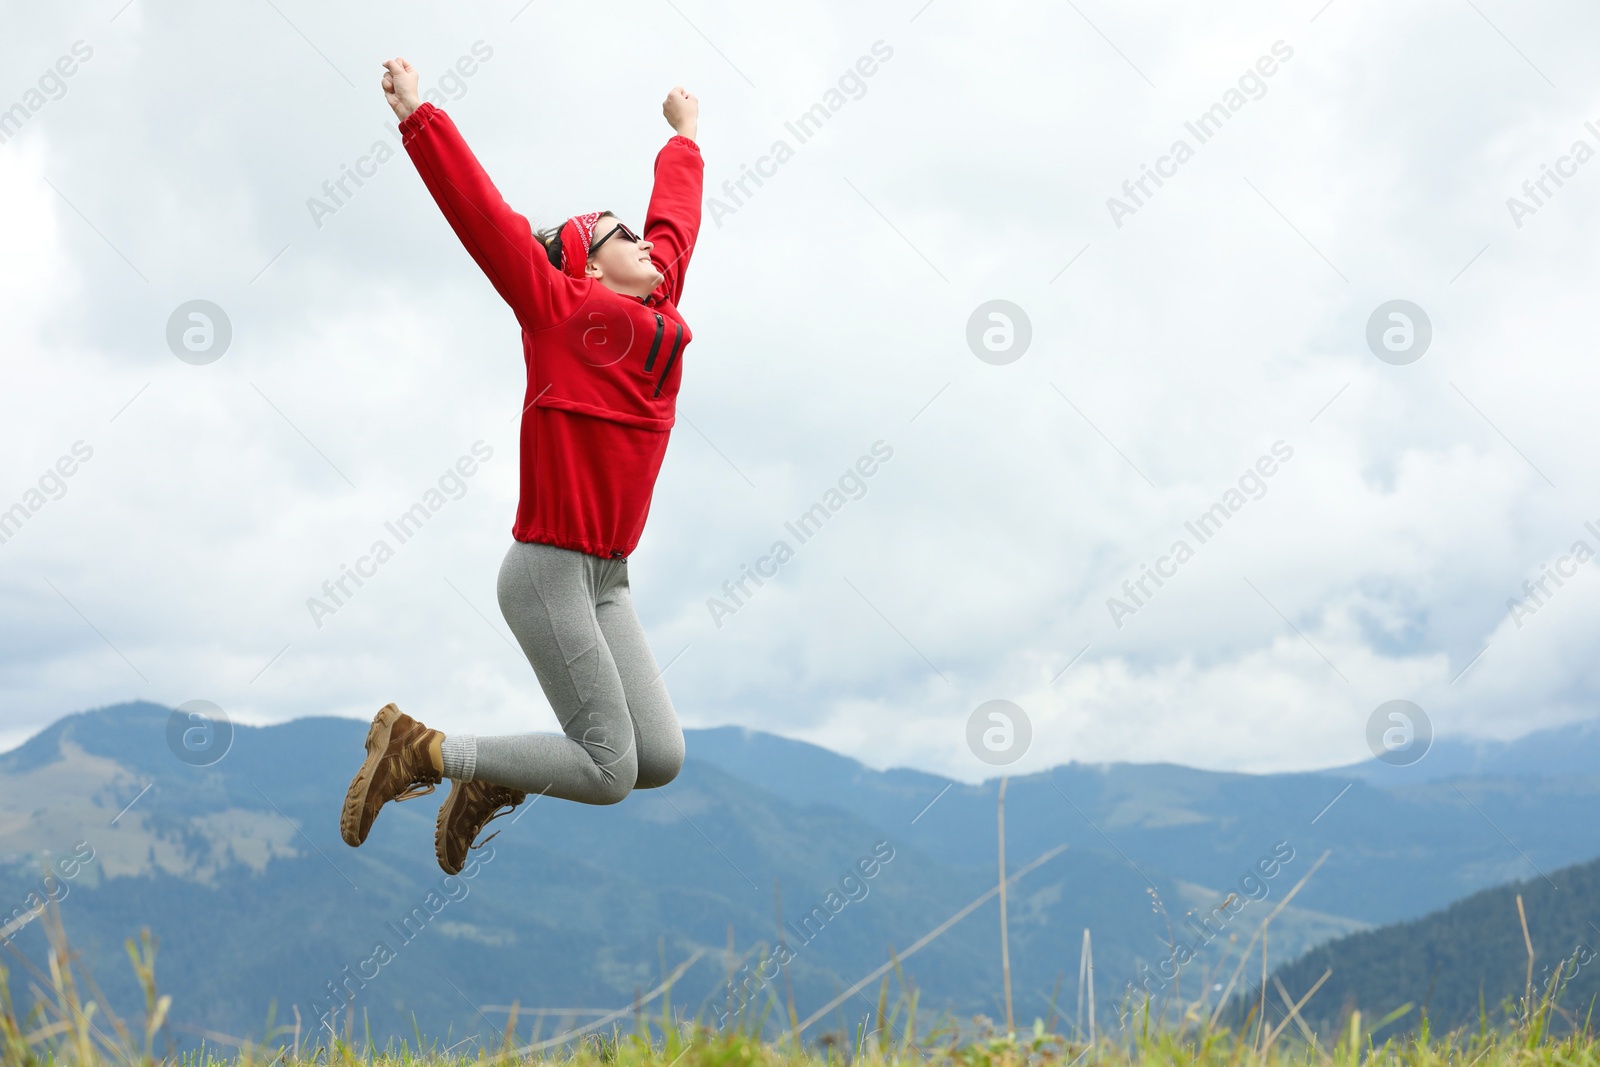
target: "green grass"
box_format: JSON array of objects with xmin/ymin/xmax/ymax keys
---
[{"xmin": 7, "ymin": 897, "xmax": 1600, "ymax": 1067}]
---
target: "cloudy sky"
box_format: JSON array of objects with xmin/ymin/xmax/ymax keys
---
[{"xmin": 3, "ymin": 0, "xmax": 1598, "ymax": 782}]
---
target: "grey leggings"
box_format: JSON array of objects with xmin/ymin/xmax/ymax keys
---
[{"xmin": 438, "ymin": 540, "xmax": 684, "ymax": 804}]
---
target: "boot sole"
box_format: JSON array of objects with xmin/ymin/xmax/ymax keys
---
[
  {"xmin": 434, "ymin": 781, "xmax": 467, "ymax": 875},
  {"xmin": 340, "ymin": 703, "xmax": 403, "ymax": 847}
]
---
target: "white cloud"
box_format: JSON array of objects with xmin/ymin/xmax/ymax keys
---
[{"xmin": 3, "ymin": 0, "xmax": 1599, "ymax": 784}]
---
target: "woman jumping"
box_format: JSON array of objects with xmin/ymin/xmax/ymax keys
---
[{"xmin": 340, "ymin": 57, "xmax": 703, "ymax": 875}]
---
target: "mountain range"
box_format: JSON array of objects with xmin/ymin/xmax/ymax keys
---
[{"xmin": 3, "ymin": 702, "xmax": 1598, "ymax": 1050}]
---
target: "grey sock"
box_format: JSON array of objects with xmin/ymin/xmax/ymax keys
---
[{"xmin": 439, "ymin": 734, "xmax": 478, "ymax": 781}]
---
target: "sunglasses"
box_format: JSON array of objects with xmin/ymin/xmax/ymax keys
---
[{"xmin": 588, "ymin": 220, "xmax": 642, "ymax": 257}]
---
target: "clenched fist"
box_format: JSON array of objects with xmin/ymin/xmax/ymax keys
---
[
  {"xmin": 381, "ymin": 58, "xmax": 421, "ymax": 122},
  {"xmin": 662, "ymin": 86, "xmax": 698, "ymax": 142}
]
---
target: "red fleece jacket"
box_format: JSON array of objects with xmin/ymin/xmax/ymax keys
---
[{"xmin": 399, "ymin": 102, "xmax": 704, "ymax": 559}]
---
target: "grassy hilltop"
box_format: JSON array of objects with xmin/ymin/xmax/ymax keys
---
[{"xmin": 7, "ymin": 897, "xmax": 1600, "ymax": 1067}]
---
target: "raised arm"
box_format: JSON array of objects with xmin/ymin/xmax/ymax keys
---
[
  {"xmin": 381, "ymin": 58, "xmax": 582, "ymax": 332},
  {"xmin": 644, "ymin": 87, "xmax": 704, "ymax": 306}
]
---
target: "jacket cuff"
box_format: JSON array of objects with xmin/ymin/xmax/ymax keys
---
[
  {"xmin": 667, "ymin": 133, "xmax": 701, "ymax": 155},
  {"xmin": 400, "ymin": 101, "xmax": 440, "ymax": 135}
]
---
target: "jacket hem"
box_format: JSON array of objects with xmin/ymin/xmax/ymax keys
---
[{"xmin": 512, "ymin": 527, "xmax": 636, "ymax": 560}]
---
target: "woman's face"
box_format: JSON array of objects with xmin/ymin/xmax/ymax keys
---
[{"xmin": 586, "ymin": 217, "xmax": 665, "ymax": 297}]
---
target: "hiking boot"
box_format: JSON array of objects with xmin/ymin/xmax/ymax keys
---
[
  {"xmin": 435, "ymin": 779, "xmax": 526, "ymax": 874},
  {"xmin": 340, "ymin": 703, "xmax": 443, "ymax": 847}
]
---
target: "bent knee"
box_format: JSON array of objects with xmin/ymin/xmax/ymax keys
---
[
  {"xmin": 591, "ymin": 771, "xmax": 636, "ymax": 805},
  {"xmin": 635, "ymin": 759, "xmax": 682, "ymax": 790},
  {"xmin": 635, "ymin": 733, "xmax": 685, "ymax": 790}
]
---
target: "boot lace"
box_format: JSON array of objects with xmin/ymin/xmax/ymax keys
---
[
  {"xmin": 392, "ymin": 737, "xmax": 442, "ymax": 803},
  {"xmin": 468, "ymin": 786, "xmax": 525, "ymax": 851},
  {"xmin": 393, "ymin": 775, "xmax": 440, "ymax": 803}
]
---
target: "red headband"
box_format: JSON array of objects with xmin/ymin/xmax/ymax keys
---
[{"xmin": 558, "ymin": 211, "xmax": 605, "ymax": 279}]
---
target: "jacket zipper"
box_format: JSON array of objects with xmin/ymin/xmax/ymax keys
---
[
  {"xmin": 654, "ymin": 322, "xmax": 684, "ymax": 398},
  {"xmin": 642, "ymin": 313, "xmax": 665, "ymax": 372}
]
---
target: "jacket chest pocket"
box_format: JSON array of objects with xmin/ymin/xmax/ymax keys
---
[{"xmin": 640, "ymin": 311, "xmax": 686, "ymax": 399}]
